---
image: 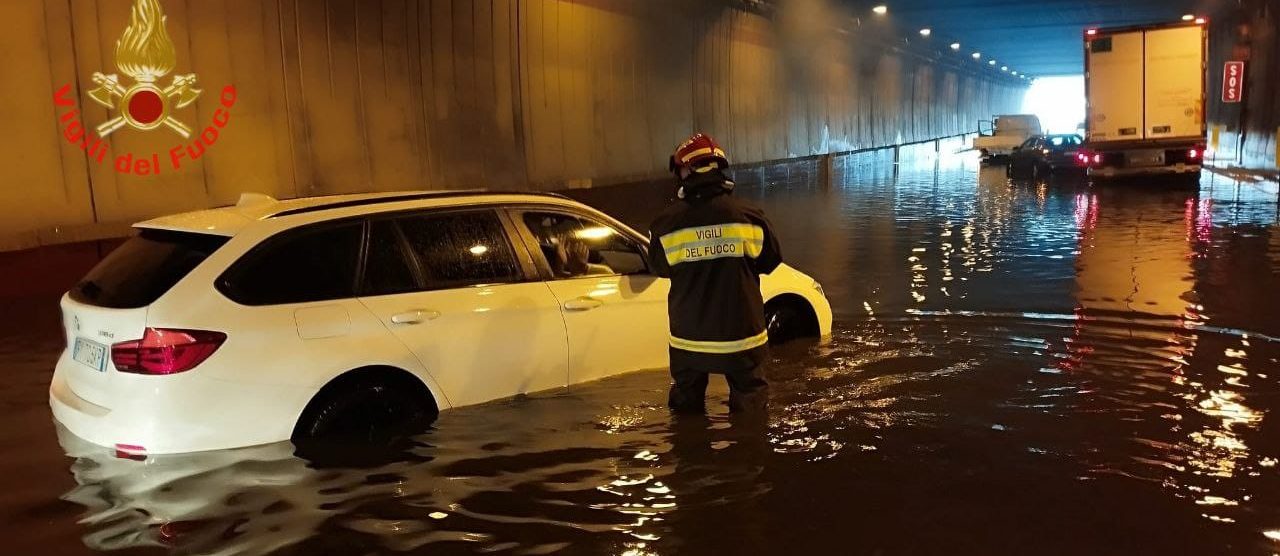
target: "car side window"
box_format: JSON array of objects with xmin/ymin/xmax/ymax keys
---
[
  {"xmin": 219, "ymin": 222, "xmax": 363, "ymax": 305},
  {"xmin": 1020, "ymin": 137, "xmax": 1038, "ymax": 149},
  {"xmin": 521, "ymin": 212, "xmax": 648, "ymax": 278},
  {"xmin": 397, "ymin": 211, "xmax": 523, "ymax": 289},
  {"xmin": 361, "ymin": 219, "xmax": 421, "ymax": 296}
]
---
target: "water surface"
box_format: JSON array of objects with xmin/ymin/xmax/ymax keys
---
[{"xmin": 4, "ymin": 149, "xmax": 1280, "ymax": 554}]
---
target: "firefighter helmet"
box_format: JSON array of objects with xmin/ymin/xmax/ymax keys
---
[{"xmin": 669, "ymin": 133, "xmax": 729, "ymax": 176}]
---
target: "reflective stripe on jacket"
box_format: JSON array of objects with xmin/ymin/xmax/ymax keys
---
[{"xmin": 648, "ymin": 178, "xmax": 782, "ymax": 362}]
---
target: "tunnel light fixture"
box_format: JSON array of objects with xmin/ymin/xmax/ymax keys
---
[
  {"xmin": 872, "ymin": 5, "xmax": 888, "ymax": 15},
  {"xmin": 1011, "ymin": 71, "xmax": 1019, "ymax": 76},
  {"xmin": 950, "ymin": 42, "xmax": 961, "ymax": 50},
  {"xmin": 988, "ymin": 60, "xmax": 997, "ymax": 66},
  {"xmin": 972, "ymin": 52, "xmax": 981, "ymax": 60},
  {"xmin": 1181, "ymin": 14, "xmax": 1195, "ymax": 21},
  {"xmin": 919, "ymin": 28, "xmax": 931, "ymax": 37},
  {"xmin": 1001, "ymin": 66, "xmax": 1008, "ymax": 71}
]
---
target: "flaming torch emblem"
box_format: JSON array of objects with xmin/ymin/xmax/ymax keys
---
[{"xmin": 88, "ymin": 0, "xmax": 200, "ymax": 138}]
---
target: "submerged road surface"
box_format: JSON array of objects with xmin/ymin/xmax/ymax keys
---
[{"xmin": 3, "ymin": 147, "xmax": 1280, "ymax": 555}]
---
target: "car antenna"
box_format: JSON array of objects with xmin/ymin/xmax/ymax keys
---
[{"xmin": 236, "ymin": 192, "xmax": 278, "ymax": 208}]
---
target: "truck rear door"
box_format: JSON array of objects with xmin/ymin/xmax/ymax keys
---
[
  {"xmin": 1087, "ymin": 30, "xmax": 1144, "ymax": 142},
  {"xmin": 1144, "ymin": 26, "xmax": 1205, "ymax": 140}
]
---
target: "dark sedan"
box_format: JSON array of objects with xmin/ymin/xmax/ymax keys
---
[{"xmin": 1007, "ymin": 134, "xmax": 1084, "ymax": 179}]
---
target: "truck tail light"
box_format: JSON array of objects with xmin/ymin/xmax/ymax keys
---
[
  {"xmin": 1187, "ymin": 148, "xmax": 1200, "ymax": 160},
  {"xmin": 111, "ymin": 328, "xmax": 226, "ymax": 375}
]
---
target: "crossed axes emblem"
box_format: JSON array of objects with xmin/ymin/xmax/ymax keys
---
[{"xmin": 88, "ymin": 72, "xmax": 201, "ymax": 138}]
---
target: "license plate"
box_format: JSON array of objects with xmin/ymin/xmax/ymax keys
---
[
  {"xmin": 73, "ymin": 337, "xmax": 108, "ymax": 372},
  {"xmin": 1129, "ymin": 150, "xmax": 1166, "ymax": 168}
]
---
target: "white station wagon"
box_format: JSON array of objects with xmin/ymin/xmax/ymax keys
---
[{"xmin": 50, "ymin": 191, "xmax": 832, "ymax": 454}]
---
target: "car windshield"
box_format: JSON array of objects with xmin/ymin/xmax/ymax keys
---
[{"xmin": 70, "ymin": 229, "xmax": 229, "ymax": 309}]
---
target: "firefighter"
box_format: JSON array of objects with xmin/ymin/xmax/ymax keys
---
[{"xmin": 648, "ymin": 133, "xmax": 783, "ymax": 413}]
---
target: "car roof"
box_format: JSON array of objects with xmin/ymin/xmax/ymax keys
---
[{"xmin": 136, "ymin": 190, "xmax": 583, "ymax": 237}]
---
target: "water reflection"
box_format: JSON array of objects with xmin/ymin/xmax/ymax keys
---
[{"xmin": 41, "ymin": 152, "xmax": 1280, "ymax": 554}]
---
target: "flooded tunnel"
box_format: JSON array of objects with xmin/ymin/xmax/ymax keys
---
[{"xmin": 2, "ymin": 0, "xmax": 1280, "ymax": 554}]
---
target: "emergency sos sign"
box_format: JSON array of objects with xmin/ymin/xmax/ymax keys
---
[{"xmin": 1222, "ymin": 61, "xmax": 1245, "ymax": 103}]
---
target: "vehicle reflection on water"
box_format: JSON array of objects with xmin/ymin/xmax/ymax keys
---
[{"xmin": 50, "ymin": 148, "xmax": 1280, "ymax": 554}]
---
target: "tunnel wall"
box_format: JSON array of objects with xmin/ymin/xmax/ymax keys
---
[
  {"xmin": 1207, "ymin": 0, "xmax": 1279, "ymax": 171},
  {"xmin": 0, "ymin": 0, "xmax": 1024, "ymax": 251}
]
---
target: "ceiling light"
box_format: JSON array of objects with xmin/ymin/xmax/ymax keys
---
[
  {"xmin": 988, "ymin": 60, "xmax": 997, "ymax": 66},
  {"xmin": 1001, "ymin": 66, "xmax": 1008, "ymax": 71},
  {"xmin": 872, "ymin": 5, "xmax": 887, "ymax": 15},
  {"xmin": 919, "ymin": 28, "xmax": 931, "ymax": 36},
  {"xmin": 1011, "ymin": 71, "xmax": 1019, "ymax": 76},
  {"xmin": 1181, "ymin": 14, "xmax": 1195, "ymax": 21},
  {"xmin": 950, "ymin": 42, "xmax": 961, "ymax": 50},
  {"xmin": 972, "ymin": 52, "xmax": 981, "ymax": 60}
]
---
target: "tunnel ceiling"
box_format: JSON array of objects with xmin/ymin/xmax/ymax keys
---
[{"xmin": 861, "ymin": 0, "xmax": 1209, "ymax": 77}]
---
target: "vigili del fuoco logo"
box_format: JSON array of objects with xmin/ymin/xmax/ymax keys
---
[{"xmin": 53, "ymin": 0, "xmax": 238, "ymax": 176}]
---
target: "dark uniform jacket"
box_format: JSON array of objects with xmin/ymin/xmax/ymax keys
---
[{"xmin": 648, "ymin": 174, "xmax": 783, "ymax": 371}]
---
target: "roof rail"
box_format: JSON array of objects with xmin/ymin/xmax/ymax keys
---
[{"xmin": 266, "ymin": 190, "xmax": 572, "ymax": 219}]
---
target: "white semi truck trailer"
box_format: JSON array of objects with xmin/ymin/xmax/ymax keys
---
[{"xmin": 1080, "ymin": 20, "xmax": 1208, "ymax": 180}]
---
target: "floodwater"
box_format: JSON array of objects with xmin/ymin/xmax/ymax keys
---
[{"xmin": 5, "ymin": 146, "xmax": 1280, "ymax": 555}]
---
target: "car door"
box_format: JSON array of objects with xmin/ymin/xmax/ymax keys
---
[
  {"xmin": 356, "ymin": 209, "xmax": 569, "ymax": 408},
  {"xmin": 509, "ymin": 208, "xmax": 670, "ymax": 386},
  {"xmin": 1012, "ymin": 137, "xmax": 1038, "ymax": 175}
]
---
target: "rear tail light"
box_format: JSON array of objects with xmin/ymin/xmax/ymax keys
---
[
  {"xmin": 115, "ymin": 443, "xmax": 147, "ymax": 460},
  {"xmin": 1076, "ymin": 150, "xmax": 1105, "ymax": 167},
  {"xmin": 111, "ymin": 328, "xmax": 226, "ymax": 375},
  {"xmin": 1187, "ymin": 148, "xmax": 1200, "ymax": 160}
]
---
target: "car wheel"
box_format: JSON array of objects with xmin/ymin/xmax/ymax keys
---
[
  {"xmin": 294, "ymin": 374, "xmax": 438, "ymax": 445},
  {"xmin": 765, "ymin": 297, "xmax": 819, "ymax": 345}
]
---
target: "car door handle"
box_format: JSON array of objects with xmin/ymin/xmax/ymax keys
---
[
  {"xmin": 390, "ymin": 310, "xmax": 440, "ymax": 325},
  {"xmin": 563, "ymin": 297, "xmax": 604, "ymax": 312}
]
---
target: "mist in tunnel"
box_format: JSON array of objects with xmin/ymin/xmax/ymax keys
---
[{"xmin": 1021, "ymin": 75, "xmax": 1086, "ymax": 135}]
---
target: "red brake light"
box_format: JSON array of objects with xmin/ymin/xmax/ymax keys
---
[
  {"xmin": 1076, "ymin": 150, "xmax": 1104, "ymax": 167},
  {"xmin": 111, "ymin": 328, "xmax": 226, "ymax": 375},
  {"xmin": 1188, "ymin": 148, "xmax": 1200, "ymax": 159}
]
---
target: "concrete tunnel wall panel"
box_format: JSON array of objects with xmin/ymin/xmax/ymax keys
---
[{"xmin": 0, "ymin": 0, "xmax": 1025, "ymax": 251}]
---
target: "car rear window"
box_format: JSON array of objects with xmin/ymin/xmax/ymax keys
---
[
  {"xmin": 70, "ymin": 229, "xmax": 229, "ymax": 309},
  {"xmin": 217, "ymin": 222, "xmax": 363, "ymax": 306}
]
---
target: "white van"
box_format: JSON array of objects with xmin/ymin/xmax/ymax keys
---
[{"xmin": 974, "ymin": 115, "xmax": 1043, "ymax": 162}]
